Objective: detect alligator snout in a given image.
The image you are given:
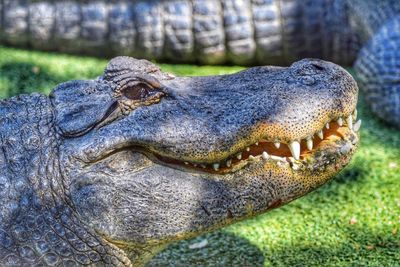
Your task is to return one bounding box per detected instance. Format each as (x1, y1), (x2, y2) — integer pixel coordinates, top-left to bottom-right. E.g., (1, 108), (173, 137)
(122, 58), (359, 164)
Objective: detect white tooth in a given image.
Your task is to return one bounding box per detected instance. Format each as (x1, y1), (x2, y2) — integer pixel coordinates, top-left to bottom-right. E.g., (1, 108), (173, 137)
(277, 161), (285, 168)
(346, 115), (353, 129)
(270, 155), (286, 162)
(184, 162), (189, 165)
(317, 130), (323, 139)
(337, 117), (343, 126)
(291, 163), (300, 171)
(236, 153), (242, 160)
(306, 136), (313, 150)
(213, 163), (219, 171)
(246, 147), (250, 151)
(201, 164), (207, 169)
(226, 159), (232, 167)
(353, 109), (358, 120)
(288, 141), (300, 160)
(255, 142), (259, 146)
(274, 142), (281, 149)
(325, 123), (330, 129)
(353, 119), (362, 132)
(248, 155), (255, 161)
(262, 151), (269, 160)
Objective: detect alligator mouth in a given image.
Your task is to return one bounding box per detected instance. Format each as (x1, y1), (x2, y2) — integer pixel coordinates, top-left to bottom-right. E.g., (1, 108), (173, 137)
(155, 110), (361, 174)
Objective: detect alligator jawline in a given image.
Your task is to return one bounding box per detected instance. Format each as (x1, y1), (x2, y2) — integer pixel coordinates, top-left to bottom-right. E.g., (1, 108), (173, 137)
(98, 119), (357, 175)
(155, 124), (345, 173)
(154, 112), (360, 174)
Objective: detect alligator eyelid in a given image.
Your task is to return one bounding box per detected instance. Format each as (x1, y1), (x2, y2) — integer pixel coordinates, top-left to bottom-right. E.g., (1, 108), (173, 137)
(113, 72), (163, 94)
(128, 74), (162, 89)
(143, 79), (161, 89)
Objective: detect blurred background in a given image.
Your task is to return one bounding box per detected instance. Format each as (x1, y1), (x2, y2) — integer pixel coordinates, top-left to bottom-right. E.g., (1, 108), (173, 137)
(0, 0), (399, 265)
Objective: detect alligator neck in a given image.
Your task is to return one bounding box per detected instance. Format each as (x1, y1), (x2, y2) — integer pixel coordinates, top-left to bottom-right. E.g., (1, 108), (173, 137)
(0, 93), (59, 211)
(0, 93), (132, 266)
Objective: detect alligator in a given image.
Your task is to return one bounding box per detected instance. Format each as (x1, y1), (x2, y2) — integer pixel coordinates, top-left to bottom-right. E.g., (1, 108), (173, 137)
(0, 56), (360, 266)
(0, 0), (398, 127)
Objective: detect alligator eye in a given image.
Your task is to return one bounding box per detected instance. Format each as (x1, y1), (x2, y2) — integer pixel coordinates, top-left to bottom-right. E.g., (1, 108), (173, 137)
(121, 82), (155, 100)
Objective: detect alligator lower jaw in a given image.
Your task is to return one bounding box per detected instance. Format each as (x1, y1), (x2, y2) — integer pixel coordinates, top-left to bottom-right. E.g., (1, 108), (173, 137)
(155, 114), (361, 174)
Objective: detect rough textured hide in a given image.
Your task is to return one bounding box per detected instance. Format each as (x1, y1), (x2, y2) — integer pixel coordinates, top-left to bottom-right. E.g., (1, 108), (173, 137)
(0, 0), (398, 126)
(0, 57), (359, 266)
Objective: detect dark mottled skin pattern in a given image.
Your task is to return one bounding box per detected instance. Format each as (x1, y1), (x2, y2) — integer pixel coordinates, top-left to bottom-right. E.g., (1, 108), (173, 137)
(0, 0), (397, 127)
(0, 57), (359, 266)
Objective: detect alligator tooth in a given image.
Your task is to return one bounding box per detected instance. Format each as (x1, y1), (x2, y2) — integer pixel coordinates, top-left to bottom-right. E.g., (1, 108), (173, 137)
(184, 162), (189, 165)
(291, 163), (300, 171)
(262, 151), (269, 160)
(337, 117), (343, 126)
(193, 163), (198, 167)
(277, 161), (286, 168)
(213, 163), (219, 171)
(201, 164), (207, 169)
(248, 155), (255, 161)
(255, 142), (259, 146)
(325, 123), (330, 129)
(274, 142), (281, 149)
(346, 115), (353, 129)
(236, 153), (242, 160)
(317, 130), (323, 139)
(353, 109), (358, 120)
(226, 159), (232, 168)
(288, 141), (300, 160)
(306, 136), (313, 150)
(246, 147), (250, 151)
(270, 155), (286, 162)
(353, 119), (362, 132)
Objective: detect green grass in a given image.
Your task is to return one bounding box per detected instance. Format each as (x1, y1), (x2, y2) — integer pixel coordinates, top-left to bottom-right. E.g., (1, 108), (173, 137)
(1, 46), (399, 266)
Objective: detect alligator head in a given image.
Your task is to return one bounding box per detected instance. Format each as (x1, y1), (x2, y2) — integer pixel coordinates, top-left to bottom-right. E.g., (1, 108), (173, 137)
(50, 57), (359, 265)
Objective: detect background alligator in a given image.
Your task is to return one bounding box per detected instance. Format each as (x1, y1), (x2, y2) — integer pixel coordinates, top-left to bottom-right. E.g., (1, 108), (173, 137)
(0, 57), (360, 266)
(0, 0), (399, 127)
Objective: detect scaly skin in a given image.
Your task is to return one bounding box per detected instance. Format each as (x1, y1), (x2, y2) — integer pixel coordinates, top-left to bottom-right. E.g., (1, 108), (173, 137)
(0, 57), (359, 266)
(349, 0), (400, 126)
(0, 0), (357, 65)
(1, 0), (398, 127)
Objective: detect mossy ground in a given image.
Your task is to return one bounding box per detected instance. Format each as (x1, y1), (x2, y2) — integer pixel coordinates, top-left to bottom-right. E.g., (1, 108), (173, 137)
(1, 46), (399, 266)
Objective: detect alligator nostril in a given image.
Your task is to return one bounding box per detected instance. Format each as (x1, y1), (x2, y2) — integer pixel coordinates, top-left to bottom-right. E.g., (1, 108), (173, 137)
(311, 63), (324, 71)
(301, 76), (315, 85)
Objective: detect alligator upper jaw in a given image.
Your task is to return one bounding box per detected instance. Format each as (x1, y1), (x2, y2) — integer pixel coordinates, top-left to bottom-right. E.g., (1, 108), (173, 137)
(75, 58), (359, 170)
